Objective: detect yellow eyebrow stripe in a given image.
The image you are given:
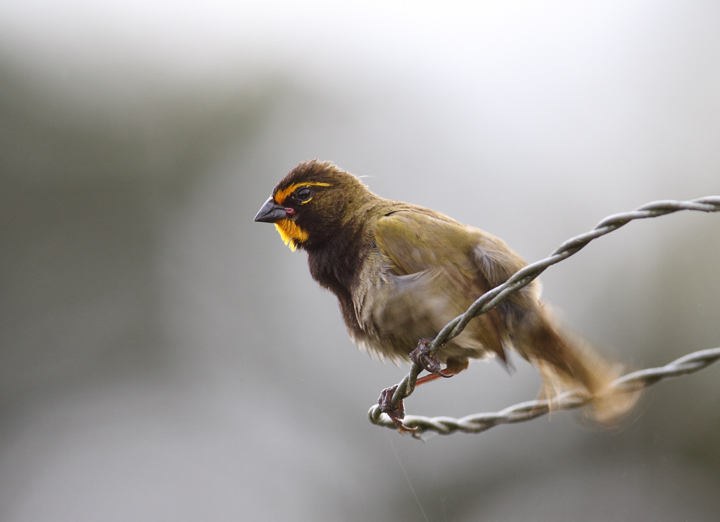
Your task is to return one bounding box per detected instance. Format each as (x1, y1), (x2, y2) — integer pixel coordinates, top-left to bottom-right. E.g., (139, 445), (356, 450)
(274, 182), (331, 205)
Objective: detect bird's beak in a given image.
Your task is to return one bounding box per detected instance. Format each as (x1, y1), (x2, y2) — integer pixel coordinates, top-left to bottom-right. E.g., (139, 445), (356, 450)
(254, 197), (289, 223)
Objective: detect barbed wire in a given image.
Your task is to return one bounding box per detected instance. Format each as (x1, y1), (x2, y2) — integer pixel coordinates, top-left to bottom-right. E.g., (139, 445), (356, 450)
(369, 346), (720, 435)
(368, 196), (720, 434)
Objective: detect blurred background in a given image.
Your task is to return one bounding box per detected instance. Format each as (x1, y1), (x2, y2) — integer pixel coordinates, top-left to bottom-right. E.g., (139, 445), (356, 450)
(1, 1), (719, 520)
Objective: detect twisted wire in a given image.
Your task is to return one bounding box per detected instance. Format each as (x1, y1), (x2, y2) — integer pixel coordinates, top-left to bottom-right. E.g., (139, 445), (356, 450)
(367, 196), (720, 431)
(368, 347), (720, 435)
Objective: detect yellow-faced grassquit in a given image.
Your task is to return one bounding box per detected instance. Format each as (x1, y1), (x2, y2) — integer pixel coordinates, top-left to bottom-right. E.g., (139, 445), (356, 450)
(255, 160), (637, 425)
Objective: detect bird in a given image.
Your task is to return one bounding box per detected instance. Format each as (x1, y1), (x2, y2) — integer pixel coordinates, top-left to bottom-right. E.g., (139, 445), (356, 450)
(254, 159), (638, 428)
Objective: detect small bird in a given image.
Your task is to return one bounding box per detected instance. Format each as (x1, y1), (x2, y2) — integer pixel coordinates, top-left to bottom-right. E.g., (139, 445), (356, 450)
(255, 160), (637, 427)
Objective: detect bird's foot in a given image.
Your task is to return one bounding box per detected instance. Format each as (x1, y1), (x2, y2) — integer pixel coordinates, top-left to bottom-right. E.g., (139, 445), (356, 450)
(378, 385), (415, 432)
(410, 338), (453, 379)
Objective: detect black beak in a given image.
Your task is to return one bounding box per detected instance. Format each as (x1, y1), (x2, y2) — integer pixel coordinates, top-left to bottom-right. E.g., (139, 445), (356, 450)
(254, 198), (289, 223)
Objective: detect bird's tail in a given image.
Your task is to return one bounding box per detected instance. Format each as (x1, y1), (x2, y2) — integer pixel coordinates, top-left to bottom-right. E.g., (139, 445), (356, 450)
(515, 310), (640, 425)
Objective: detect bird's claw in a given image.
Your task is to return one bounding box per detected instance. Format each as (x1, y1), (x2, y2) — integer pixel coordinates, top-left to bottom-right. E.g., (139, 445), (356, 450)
(410, 338), (453, 378)
(378, 385), (416, 432)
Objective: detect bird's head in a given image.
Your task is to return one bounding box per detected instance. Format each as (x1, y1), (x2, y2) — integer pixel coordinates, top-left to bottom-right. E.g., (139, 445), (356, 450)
(254, 160), (370, 251)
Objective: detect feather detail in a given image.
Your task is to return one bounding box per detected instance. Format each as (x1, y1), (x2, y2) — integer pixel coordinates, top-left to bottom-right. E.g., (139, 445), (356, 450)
(274, 219), (308, 251)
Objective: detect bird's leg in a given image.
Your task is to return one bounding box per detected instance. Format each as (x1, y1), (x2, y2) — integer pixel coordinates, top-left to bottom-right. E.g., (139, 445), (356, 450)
(415, 358), (469, 385)
(410, 338), (453, 380)
(378, 343), (466, 432)
(415, 372), (446, 386)
(377, 385), (415, 432)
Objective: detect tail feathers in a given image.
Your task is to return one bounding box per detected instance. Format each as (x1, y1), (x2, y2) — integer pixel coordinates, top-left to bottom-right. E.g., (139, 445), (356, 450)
(518, 314), (640, 425)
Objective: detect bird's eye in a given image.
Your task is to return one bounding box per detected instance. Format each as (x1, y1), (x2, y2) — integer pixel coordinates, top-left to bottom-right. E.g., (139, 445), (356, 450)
(295, 187), (312, 202)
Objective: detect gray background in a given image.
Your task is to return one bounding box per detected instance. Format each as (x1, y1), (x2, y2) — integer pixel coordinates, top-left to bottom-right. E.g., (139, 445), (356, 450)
(1, 1), (719, 520)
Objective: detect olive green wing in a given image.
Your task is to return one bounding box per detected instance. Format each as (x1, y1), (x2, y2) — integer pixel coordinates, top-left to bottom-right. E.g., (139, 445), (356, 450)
(371, 211), (517, 364)
(374, 210), (525, 285)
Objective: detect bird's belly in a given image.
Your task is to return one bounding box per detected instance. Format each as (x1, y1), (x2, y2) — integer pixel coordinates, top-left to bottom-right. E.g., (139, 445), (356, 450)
(353, 269), (501, 363)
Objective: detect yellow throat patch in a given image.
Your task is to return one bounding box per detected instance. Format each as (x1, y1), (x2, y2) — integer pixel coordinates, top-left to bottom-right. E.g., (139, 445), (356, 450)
(274, 219), (309, 251)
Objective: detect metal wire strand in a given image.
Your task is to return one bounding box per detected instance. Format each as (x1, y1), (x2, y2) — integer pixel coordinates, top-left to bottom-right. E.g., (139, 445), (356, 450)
(368, 196), (720, 433)
(369, 347), (720, 435)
